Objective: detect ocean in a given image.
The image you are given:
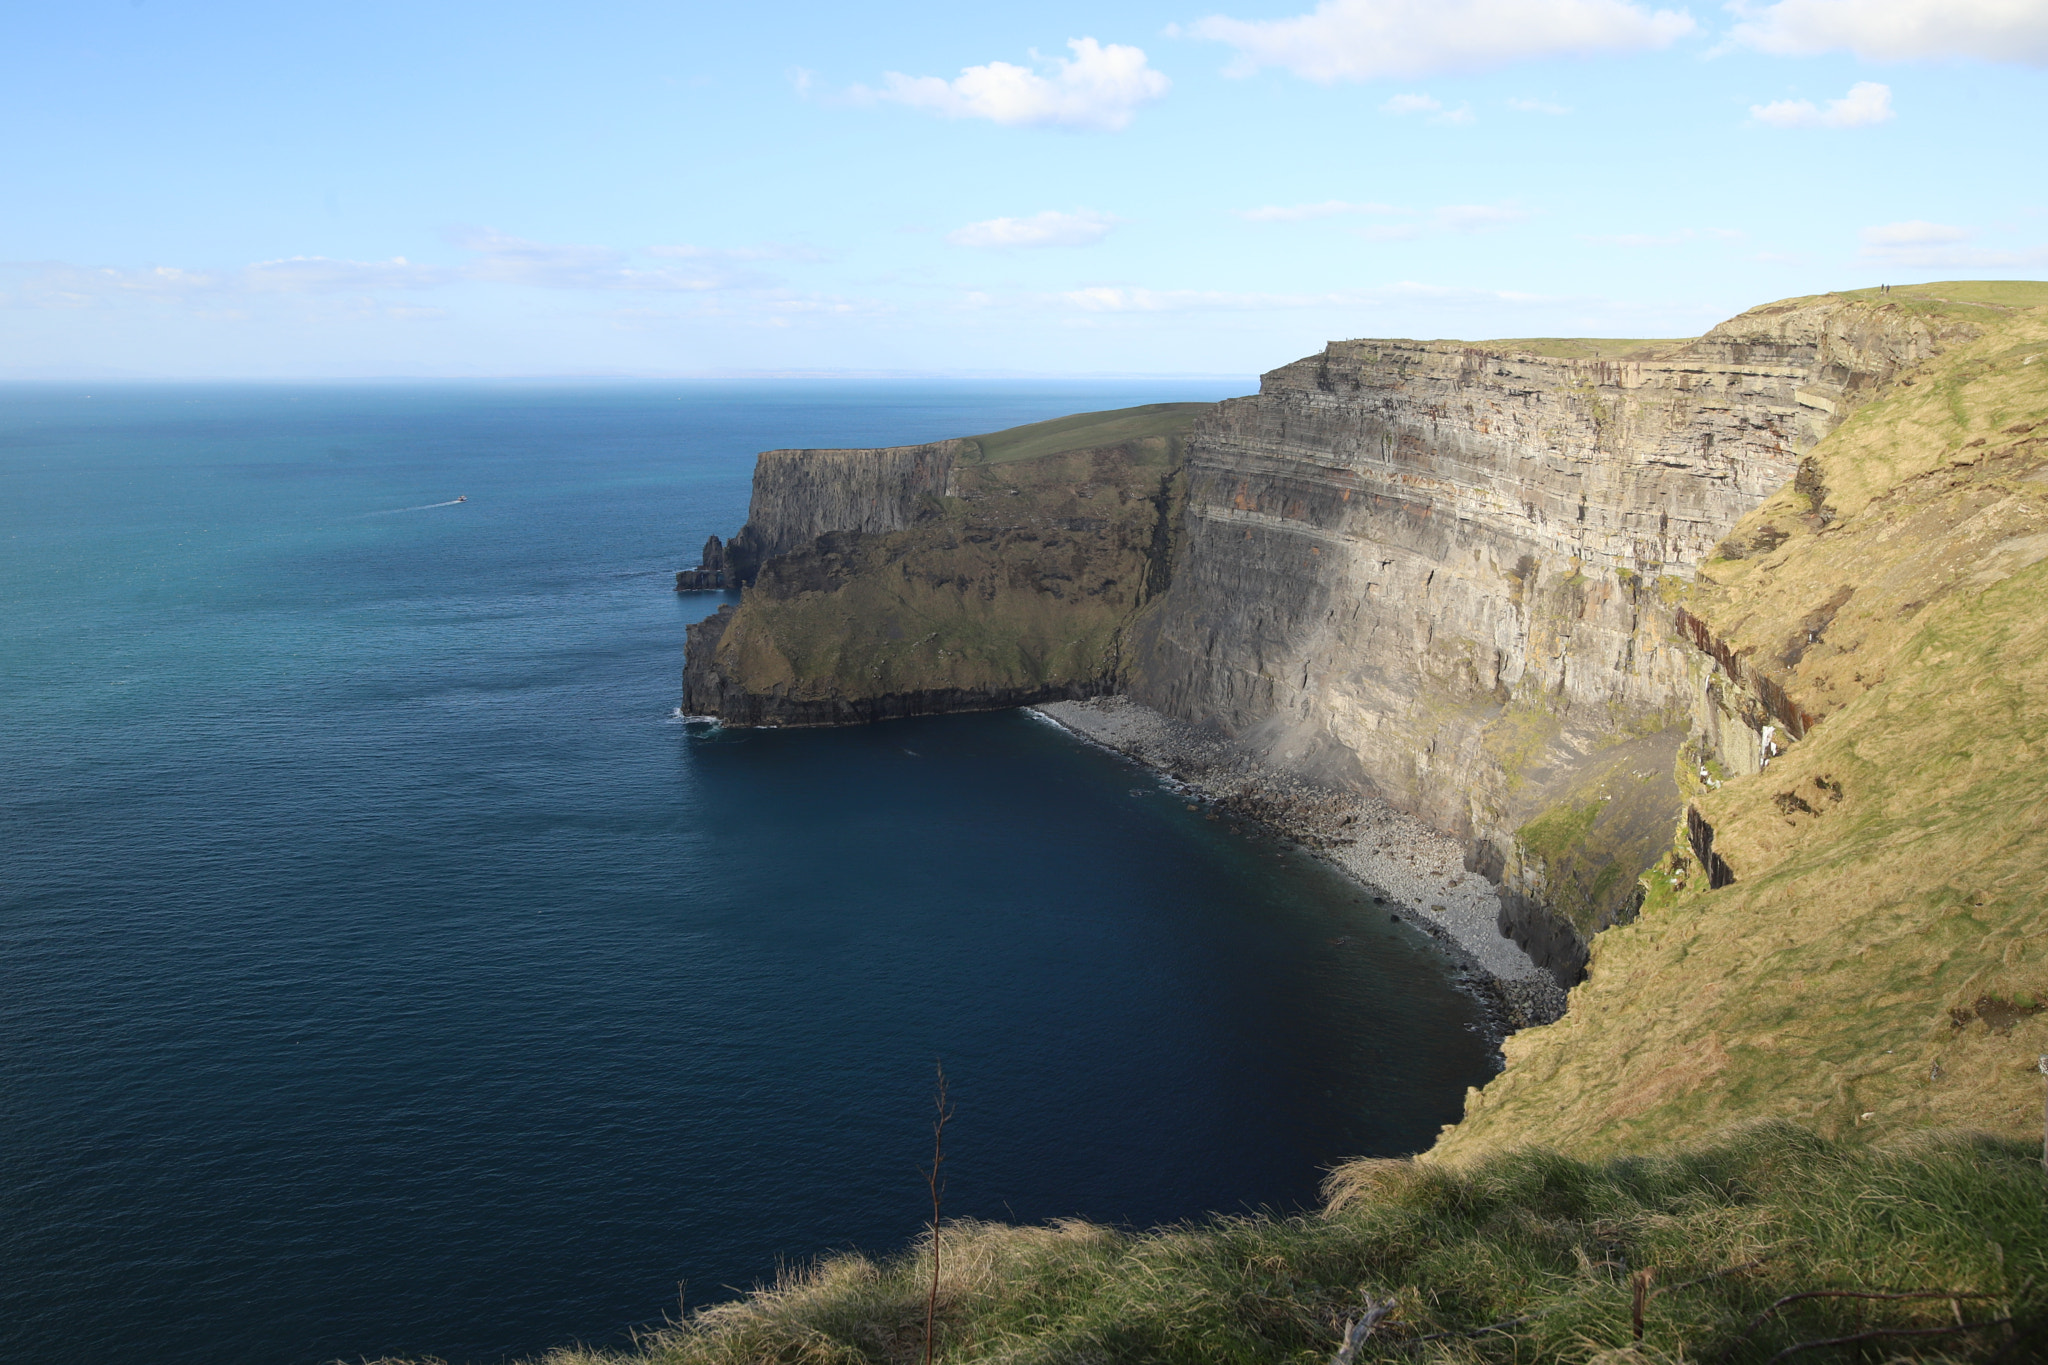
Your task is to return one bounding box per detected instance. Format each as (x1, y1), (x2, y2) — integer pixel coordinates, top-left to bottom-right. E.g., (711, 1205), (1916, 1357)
(0, 382), (1497, 1364)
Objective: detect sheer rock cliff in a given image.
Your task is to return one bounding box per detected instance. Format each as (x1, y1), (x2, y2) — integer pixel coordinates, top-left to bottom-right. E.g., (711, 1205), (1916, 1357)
(680, 294), (1973, 985)
(682, 410), (1199, 726)
(1121, 296), (1957, 978)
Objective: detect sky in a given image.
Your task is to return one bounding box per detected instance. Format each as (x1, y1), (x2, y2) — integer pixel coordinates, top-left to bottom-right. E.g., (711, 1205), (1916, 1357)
(3, 0), (2044, 379)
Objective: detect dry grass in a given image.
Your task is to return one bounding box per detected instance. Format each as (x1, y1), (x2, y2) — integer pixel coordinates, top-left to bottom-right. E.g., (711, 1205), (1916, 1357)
(368, 1123), (2048, 1364)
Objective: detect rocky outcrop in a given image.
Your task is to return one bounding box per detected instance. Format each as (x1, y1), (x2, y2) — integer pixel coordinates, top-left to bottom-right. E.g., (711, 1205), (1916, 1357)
(682, 416), (1198, 725)
(679, 441), (967, 591)
(676, 535), (735, 590)
(1119, 296), (1957, 980)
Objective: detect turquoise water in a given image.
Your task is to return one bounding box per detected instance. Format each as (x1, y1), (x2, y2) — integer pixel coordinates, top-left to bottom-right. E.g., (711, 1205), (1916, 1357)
(0, 383), (1497, 1364)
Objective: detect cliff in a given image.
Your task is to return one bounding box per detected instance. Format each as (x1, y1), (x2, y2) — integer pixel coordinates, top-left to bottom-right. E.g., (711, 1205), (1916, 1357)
(680, 294), (1987, 985)
(681, 404), (1205, 724)
(1122, 295), (1962, 979)
(1436, 280), (2048, 1161)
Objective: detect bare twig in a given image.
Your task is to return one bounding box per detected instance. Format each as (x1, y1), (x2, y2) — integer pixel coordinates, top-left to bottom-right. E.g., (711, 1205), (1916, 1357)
(1332, 1296), (1398, 1364)
(1406, 1314), (1532, 1345)
(1722, 1290), (1998, 1359)
(1632, 1268), (1654, 1341)
(1762, 1318), (2014, 1363)
(1651, 1255), (1775, 1299)
(2037, 1054), (2047, 1174)
(924, 1061), (953, 1365)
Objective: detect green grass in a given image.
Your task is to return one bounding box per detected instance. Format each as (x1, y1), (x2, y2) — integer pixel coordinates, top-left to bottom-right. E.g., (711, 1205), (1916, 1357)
(1517, 798), (1604, 865)
(1832, 280), (2048, 310)
(1471, 337), (1685, 361)
(393, 1123), (2048, 1365)
(966, 403), (1214, 465)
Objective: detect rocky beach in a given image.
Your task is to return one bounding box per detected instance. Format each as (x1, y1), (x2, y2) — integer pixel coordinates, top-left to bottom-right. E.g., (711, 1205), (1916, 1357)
(1031, 695), (1567, 1033)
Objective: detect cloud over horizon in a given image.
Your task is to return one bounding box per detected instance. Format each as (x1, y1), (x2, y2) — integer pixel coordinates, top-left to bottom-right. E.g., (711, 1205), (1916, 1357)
(860, 38), (1169, 131)
(1749, 81), (1894, 128)
(1851, 219), (2048, 269)
(1729, 0), (2048, 63)
(1185, 0), (1695, 82)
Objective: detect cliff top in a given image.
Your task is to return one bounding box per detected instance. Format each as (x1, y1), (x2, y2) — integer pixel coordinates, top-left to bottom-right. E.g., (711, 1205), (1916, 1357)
(1467, 336), (1681, 361)
(1357, 282), (2047, 369)
(963, 401), (1212, 465)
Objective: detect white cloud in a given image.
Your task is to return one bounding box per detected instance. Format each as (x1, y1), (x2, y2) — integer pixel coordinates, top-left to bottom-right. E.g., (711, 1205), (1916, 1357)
(1235, 200), (1405, 221)
(0, 256), (454, 307)
(1, 232), (790, 312)
(862, 38), (1169, 131)
(1749, 81), (1893, 128)
(1186, 0), (1695, 82)
(1729, 0), (2048, 63)
(241, 256), (454, 291)
(1852, 220), (2048, 268)
(947, 209), (1120, 248)
(1507, 97), (1571, 113)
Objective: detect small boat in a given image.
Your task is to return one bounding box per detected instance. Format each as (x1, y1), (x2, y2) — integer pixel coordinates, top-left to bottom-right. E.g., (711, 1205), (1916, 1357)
(454, 495), (467, 503)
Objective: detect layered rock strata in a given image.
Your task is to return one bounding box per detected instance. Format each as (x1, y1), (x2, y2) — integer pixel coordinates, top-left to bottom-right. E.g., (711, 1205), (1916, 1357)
(1122, 297), (1957, 979)
(679, 294), (1967, 985)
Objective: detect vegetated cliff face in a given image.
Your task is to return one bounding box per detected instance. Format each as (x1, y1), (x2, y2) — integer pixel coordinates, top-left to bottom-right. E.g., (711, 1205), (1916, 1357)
(1434, 281), (2048, 1160)
(682, 406), (1201, 725)
(1122, 296), (1961, 980)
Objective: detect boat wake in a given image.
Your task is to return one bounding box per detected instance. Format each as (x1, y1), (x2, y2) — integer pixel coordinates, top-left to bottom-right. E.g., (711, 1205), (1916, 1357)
(367, 497), (467, 516)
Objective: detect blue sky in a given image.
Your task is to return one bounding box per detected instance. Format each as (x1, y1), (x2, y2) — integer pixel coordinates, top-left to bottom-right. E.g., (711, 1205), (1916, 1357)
(5, 0), (2043, 378)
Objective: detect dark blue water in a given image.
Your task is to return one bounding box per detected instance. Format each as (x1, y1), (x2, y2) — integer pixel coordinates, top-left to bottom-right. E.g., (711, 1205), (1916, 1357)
(0, 383), (1496, 1365)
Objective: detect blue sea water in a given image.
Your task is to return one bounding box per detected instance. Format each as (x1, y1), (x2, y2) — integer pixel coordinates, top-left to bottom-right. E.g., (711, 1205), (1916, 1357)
(0, 383), (1497, 1365)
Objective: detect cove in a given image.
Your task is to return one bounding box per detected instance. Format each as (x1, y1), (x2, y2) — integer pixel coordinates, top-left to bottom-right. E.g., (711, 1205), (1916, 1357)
(0, 383), (1495, 1365)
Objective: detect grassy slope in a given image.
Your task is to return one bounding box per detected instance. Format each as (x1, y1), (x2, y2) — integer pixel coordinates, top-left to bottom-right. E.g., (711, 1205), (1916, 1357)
(444, 1125), (2046, 1365)
(1436, 291), (2048, 1163)
(966, 403), (1212, 465)
(712, 408), (1203, 706)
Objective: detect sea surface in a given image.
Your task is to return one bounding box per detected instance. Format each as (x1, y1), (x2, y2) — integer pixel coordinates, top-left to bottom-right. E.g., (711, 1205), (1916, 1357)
(0, 383), (1498, 1365)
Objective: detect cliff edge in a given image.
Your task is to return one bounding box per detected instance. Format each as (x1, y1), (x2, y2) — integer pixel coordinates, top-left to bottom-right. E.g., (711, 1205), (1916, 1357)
(681, 404), (1203, 724)
(1436, 280), (2048, 1161)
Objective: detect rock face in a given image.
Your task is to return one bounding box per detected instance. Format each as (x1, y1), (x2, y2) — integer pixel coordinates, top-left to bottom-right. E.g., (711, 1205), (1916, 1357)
(1433, 283), (2048, 1159)
(1121, 296), (1956, 979)
(682, 415), (1197, 725)
(703, 441), (967, 590)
